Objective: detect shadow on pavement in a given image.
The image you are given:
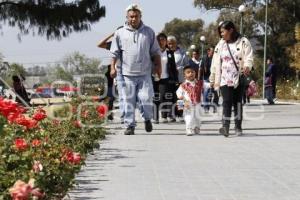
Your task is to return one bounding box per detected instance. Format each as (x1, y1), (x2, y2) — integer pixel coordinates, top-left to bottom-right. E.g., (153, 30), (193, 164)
(241, 133), (300, 137)
(244, 126), (300, 131)
(247, 103), (295, 106)
(67, 145), (146, 199)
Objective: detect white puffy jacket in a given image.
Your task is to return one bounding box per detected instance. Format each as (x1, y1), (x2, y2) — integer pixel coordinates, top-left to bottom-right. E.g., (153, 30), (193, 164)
(209, 37), (254, 89)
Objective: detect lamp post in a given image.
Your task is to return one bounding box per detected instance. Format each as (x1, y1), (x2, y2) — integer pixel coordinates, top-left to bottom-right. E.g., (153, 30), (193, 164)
(200, 36), (206, 60)
(188, 44), (196, 57)
(238, 4), (246, 35)
(262, 0), (268, 99)
(199, 36), (206, 84)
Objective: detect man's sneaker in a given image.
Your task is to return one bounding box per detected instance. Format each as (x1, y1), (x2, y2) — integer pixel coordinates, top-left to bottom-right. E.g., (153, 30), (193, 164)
(194, 127), (200, 134)
(162, 118), (168, 123)
(235, 128), (243, 136)
(107, 113), (114, 120)
(219, 127), (229, 137)
(145, 120), (153, 132)
(168, 117), (176, 122)
(186, 128), (194, 136)
(124, 127), (135, 135)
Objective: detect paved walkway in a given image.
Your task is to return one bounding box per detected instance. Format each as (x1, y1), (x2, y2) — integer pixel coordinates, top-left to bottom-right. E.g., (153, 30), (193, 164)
(67, 100), (300, 200)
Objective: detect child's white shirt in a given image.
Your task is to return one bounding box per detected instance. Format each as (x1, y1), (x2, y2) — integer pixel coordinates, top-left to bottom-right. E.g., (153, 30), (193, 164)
(176, 80), (196, 103)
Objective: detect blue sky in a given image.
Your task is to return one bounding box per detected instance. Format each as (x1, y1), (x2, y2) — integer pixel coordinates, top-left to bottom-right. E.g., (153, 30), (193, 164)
(0, 0), (219, 67)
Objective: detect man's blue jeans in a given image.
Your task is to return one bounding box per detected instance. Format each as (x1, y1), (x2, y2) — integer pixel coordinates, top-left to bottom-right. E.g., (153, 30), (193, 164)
(123, 74), (154, 128)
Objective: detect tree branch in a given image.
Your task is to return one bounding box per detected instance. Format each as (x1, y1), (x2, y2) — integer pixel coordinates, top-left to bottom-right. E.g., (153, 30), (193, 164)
(0, 0), (106, 40)
(0, 1), (18, 6)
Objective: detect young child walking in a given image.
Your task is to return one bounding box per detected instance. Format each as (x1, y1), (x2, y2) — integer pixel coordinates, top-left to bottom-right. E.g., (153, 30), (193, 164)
(176, 65), (203, 136)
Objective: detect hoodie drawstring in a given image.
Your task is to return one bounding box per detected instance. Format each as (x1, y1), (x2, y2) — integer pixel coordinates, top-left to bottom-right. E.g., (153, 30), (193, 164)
(134, 31), (137, 43)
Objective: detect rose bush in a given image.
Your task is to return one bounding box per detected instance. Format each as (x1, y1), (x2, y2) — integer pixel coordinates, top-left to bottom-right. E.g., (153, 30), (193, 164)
(0, 97), (108, 199)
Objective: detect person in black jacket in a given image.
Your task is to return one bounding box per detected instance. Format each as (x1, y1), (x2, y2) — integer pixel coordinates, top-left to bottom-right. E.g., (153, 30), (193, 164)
(12, 75), (31, 107)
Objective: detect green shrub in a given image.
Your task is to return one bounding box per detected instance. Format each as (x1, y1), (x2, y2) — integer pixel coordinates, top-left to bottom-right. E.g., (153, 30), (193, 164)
(0, 97), (107, 199)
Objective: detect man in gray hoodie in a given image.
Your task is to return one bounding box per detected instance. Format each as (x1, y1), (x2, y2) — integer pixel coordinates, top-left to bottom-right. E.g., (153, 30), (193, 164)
(110, 4), (162, 135)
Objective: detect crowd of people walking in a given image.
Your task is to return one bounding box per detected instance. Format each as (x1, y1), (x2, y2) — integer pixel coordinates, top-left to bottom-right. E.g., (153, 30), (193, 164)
(98, 4), (267, 137)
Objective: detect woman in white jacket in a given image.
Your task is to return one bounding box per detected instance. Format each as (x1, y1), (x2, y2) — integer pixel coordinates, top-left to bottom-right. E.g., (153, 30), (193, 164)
(209, 21), (253, 137)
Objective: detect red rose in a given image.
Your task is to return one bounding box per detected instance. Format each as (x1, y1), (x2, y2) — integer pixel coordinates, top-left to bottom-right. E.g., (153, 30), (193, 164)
(31, 139), (41, 147)
(72, 153), (81, 164)
(26, 119), (38, 129)
(32, 111), (47, 121)
(14, 138), (28, 151)
(96, 104), (108, 118)
(14, 116), (38, 130)
(7, 113), (21, 123)
(62, 150), (81, 165)
(0, 98), (26, 120)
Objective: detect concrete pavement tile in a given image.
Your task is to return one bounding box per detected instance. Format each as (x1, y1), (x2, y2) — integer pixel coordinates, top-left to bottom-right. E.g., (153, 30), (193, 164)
(68, 103), (300, 200)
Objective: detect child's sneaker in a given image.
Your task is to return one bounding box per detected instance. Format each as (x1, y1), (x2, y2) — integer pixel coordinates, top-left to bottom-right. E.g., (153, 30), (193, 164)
(178, 117), (185, 123)
(168, 117), (176, 122)
(186, 128), (194, 136)
(194, 127), (200, 134)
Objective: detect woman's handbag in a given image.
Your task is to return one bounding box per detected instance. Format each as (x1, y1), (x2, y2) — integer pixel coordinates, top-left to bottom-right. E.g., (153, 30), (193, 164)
(247, 80), (258, 97)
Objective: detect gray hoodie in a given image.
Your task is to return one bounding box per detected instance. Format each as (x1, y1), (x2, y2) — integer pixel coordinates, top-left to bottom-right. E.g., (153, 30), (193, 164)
(110, 21), (160, 76)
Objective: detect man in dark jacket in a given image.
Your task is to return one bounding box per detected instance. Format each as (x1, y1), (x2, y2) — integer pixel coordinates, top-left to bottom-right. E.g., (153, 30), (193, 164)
(265, 57), (277, 104)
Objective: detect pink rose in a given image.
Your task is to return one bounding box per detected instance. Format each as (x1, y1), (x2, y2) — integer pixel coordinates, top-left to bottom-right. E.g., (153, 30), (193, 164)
(32, 161), (43, 173)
